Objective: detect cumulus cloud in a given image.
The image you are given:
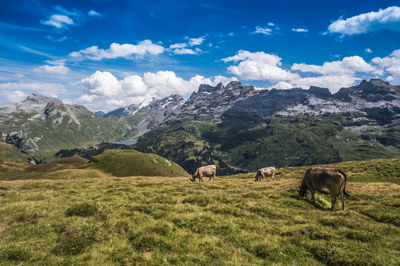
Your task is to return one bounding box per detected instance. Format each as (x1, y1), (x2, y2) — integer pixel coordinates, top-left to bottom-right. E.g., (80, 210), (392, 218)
(372, 49), (400, 82)
(69, 40), (164, 60)
(223, 50), (390, 92)
(41, 14), (74, 28)
(78, 70), (237, 111)
(222, 50), (299, 82)
(292, 28), (308, 32)
(292, 56), (378, 76)
(34, 59), (69, 74)
(328, 6), (400, 36)
(82, 71), (121, 96)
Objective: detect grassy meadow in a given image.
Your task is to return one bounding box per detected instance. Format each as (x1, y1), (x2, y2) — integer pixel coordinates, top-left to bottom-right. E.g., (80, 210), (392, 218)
(0, 157), (399, 264)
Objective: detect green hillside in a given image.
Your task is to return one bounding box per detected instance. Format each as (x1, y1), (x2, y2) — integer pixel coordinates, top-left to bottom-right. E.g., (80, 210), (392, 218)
(0, 158), (399, 264)
(0, 104), (136, 159)
(0, 142), (28, 163)
(86, 149), (189, 177)
(135, 114), (400, 175)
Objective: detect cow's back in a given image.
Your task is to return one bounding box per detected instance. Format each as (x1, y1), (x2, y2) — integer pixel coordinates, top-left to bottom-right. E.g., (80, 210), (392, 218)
(307, 168), (345, 192)
(199, 165), (216, 176)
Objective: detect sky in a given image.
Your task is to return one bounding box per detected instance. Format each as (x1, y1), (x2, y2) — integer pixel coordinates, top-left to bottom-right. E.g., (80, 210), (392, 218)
(1, 0), (400, 112)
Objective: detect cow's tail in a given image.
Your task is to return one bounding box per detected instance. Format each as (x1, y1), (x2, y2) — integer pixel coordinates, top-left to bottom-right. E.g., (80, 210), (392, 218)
(337, 169), (350, 197)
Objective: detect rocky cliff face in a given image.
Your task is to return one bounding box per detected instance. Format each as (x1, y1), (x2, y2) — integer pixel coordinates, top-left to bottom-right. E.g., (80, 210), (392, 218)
(105, 79), (400, 138)
(105, 81), (258, 135)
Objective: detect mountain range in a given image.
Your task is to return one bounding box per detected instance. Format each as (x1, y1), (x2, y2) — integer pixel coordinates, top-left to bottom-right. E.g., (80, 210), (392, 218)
(1, 79), (399, 173)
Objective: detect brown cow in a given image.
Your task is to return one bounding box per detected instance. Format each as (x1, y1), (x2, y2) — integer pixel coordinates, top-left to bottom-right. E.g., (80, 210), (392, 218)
(190, 165), (216, 182)
(298, 168), (349, 211)
(254, 167), (276, 181)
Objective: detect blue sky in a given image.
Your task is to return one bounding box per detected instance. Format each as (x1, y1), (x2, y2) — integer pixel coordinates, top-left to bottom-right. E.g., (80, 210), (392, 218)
(1, 0), (400, 111)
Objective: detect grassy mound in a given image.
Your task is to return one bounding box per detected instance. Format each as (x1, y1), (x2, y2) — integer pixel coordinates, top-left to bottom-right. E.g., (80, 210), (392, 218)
(86, 149), (189, 177)
(26, 156), (88, 173)
(0, 142), (28, 163)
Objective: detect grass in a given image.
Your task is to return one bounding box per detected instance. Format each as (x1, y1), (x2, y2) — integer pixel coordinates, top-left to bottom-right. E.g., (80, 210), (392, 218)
(86, 149), (190, 177)
(0, 142), (28, 163)
(0, 158), (399, 264)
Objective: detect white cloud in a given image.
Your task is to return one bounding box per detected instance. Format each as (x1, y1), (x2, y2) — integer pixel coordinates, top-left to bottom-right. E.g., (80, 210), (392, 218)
(82, 71), (121, 96)
(0, 89), (28, 103)
(328, 6), (400, 36)
(252, 23), (278, 36)
(168, 36), (206, 55)
(41, 14), (74, 28)
(169, 43), (187, 49)
(223, 50), (392, 92)
(78, 70), (237, 111)
(292, 28), (308, 32)
(292, 56), (378, 76)
(69, 40), (164, 60)
(188, 36), (205, 46)
(88, 10), (101, 17)
(222, 50), (299, 82)
(365, 48), (373, 53)
(253, 26), (273, 36)
(173, 48), (197, 55)
(34, 59), (69, 74)
(372, 49), (400, 82)
(0, 82), (66, 98)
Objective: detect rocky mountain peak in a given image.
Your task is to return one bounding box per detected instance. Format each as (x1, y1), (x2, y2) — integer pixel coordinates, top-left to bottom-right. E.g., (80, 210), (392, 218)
(360, 79), (392, 88)
(23, 92), (62, 105)
(197, 83), (223, 93)
(308, 86), (331, 99)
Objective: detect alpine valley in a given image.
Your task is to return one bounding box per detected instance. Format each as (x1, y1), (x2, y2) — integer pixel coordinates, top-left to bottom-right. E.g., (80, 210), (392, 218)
(1, 79), (400, 174)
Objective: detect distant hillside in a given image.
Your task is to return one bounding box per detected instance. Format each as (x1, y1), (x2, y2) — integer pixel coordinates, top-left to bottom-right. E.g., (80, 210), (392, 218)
(0, 93), (137, 157)
(86, 149), (189, 177)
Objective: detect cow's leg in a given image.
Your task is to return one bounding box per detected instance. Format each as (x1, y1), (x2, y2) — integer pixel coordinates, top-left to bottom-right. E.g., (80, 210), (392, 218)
(330, 193), (336, 211)
(199, 174), (203, 182)
(311, 190), (316, 205)
(261, 173), (265, 181)
(213, 171), (215, 182)
(340, 190), (345, 210)
(308, 187), (316, 205)
(271, 171), (275, 180)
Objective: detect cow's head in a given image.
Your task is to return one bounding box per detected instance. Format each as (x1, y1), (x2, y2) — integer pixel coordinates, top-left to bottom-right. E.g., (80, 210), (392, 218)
(253, 175), (259, 182)
(190, 176), (196, 182)
(297, 186), (307, 199)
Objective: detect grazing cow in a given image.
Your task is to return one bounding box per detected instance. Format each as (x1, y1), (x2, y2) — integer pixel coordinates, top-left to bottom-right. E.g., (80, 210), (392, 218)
(254, 167), (276, 181)
(190, 165), (216, 182)
(298, 168), (349, 211)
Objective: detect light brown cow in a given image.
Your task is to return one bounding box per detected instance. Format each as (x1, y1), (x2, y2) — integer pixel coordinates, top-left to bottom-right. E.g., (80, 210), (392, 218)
(254, 167), (276, 181)
(298, 168), (349, 211)
(190, 165), (216, 182)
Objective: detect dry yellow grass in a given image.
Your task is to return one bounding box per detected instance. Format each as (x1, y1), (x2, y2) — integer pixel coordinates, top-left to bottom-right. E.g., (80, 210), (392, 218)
(0, 169), (399, 265)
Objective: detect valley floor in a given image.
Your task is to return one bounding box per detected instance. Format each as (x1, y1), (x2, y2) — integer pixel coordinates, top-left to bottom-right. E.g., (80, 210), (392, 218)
(0, 173), (399, 265)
